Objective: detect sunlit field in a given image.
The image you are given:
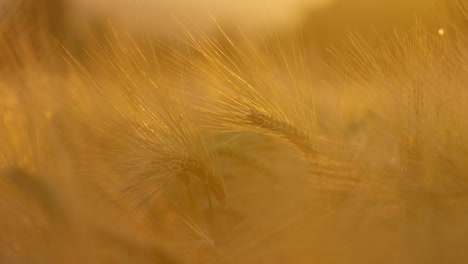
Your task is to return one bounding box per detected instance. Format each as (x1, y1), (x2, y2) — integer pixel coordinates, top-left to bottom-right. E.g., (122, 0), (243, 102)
(1, 0), (468, 263)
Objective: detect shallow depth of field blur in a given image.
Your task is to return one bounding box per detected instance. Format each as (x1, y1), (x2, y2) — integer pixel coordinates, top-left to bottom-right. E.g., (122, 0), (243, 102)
(1, 0), (468, 263)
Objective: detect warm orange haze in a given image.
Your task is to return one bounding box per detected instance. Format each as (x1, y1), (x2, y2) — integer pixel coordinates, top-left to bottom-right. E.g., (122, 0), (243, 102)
(0, 0), (467, 263)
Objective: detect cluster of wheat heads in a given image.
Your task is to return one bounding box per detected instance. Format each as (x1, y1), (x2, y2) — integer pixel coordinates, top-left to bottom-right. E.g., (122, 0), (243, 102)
(1, 0), (468, 263)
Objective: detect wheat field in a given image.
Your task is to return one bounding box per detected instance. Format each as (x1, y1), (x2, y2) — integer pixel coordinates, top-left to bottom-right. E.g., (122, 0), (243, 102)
(1, 0), (468, 263)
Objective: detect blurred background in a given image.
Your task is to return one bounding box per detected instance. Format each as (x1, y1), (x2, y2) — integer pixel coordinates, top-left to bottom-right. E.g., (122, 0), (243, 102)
(2, 0), (462, 97)
(1, 0), (453, 53)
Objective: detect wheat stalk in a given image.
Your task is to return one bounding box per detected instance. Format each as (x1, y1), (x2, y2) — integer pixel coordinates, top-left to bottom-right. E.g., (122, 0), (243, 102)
(62, 35), (227, 216)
